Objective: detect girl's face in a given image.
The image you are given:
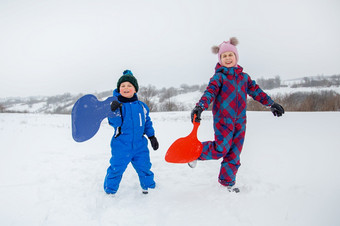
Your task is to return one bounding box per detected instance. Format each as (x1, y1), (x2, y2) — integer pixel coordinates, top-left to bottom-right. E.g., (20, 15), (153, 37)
(119, 81), (136, 98)
(220, 51), (237, 68)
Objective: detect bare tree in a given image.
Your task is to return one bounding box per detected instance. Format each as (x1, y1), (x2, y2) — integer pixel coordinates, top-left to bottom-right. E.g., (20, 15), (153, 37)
(248, 91), (340, 112)
(257, 76), (281, 90)
(139, 85), (158, 112)
(0, 104), (5, 113)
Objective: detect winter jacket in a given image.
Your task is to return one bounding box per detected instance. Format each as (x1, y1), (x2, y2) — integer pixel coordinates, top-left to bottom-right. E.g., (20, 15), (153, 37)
(108, 89), (155, 145)
(197, 63), (274, 130)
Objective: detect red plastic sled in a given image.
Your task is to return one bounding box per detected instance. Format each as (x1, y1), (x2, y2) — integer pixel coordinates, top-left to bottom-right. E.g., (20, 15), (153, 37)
(165, 115), (203, 163)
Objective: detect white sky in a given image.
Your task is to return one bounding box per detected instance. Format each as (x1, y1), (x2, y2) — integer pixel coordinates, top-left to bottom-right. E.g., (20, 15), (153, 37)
(1, 0), (339, 97)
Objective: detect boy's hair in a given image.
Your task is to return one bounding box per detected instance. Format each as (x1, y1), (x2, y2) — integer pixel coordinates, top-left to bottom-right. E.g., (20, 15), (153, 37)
(117, 70), (139, 92)
(212, 37), (239, 66)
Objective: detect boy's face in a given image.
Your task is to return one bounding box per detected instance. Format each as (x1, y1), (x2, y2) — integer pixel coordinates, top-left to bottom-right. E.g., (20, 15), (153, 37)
(119, 81), (136, 98)
(220, 51), (237, 68)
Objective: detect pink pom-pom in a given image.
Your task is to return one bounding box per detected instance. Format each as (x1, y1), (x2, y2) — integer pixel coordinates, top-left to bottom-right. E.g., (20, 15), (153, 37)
(229, 37), (239, 46)
(211, 46), (219, 54)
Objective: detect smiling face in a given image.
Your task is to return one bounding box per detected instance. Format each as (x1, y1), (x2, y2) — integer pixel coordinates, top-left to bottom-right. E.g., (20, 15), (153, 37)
(220, 51), (237, 68)
(119, 81), (136, 98)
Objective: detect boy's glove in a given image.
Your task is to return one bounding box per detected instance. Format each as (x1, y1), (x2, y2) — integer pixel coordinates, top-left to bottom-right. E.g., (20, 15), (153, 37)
(191, 105), (203, 122)
(111, 101), (122, 112)
(148, 136), (159, 151)
(270, 102), (285, 117)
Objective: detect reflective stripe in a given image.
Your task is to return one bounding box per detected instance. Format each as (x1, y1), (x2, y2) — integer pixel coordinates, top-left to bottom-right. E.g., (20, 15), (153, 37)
(139, 113), (142, 126)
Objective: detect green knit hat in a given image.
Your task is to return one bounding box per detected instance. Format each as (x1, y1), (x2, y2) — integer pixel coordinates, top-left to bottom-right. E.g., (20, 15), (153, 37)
(117, 70), (139, 92)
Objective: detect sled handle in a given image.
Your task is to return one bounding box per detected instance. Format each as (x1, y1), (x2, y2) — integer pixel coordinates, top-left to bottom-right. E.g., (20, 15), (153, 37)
(190, 115), (200, 136)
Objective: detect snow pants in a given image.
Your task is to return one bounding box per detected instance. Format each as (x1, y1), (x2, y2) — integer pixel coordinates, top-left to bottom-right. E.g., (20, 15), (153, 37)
(199, 117), (246, 186)
(104, 136), (155, 194)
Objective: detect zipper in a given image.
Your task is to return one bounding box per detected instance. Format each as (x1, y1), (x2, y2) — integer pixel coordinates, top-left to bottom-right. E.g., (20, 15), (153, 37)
(234, 71), (239, 122)
(129, 103), (134, 150)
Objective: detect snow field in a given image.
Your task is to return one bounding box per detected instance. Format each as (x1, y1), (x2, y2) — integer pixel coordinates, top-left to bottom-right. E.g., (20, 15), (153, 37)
(0, 111), (339, 226)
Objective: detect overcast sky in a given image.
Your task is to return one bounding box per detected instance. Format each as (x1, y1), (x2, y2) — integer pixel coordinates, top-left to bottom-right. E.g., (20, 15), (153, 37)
(1, 0), (339, 97)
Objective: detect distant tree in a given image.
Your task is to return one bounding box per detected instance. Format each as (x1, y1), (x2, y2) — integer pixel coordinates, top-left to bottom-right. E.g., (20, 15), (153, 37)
(331, 75), (340, 86)
(179, 84), (201, 94)
(0, 104), (5, 113)
(160, 100), (178, 111)
(189, 84), (200, 92)
(302, 77), (310, 86)
(179, 84), (190, 94)
(257, 76), (281, 90)
(199, 83), (208, 92)
(158, 87), (176, 111)
(159, 87), (178, 102)
(274, 75), (281, 87)
(139, 85), (158, 112)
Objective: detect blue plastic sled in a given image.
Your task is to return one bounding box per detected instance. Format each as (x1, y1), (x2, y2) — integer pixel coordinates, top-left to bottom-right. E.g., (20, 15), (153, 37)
(71, 94), (119, 142)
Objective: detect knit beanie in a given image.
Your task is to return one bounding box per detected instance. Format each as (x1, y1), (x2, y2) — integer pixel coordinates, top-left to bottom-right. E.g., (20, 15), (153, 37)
(212, 37), (239, 66)
(117, 70), (139, 92)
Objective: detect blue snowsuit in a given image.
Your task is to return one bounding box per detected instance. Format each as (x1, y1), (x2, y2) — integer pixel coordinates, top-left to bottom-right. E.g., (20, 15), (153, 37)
(104, 90), (156, 194)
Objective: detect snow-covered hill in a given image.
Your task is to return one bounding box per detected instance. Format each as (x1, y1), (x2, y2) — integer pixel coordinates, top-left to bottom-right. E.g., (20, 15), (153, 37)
(1, 81), (340, 114)
(0, 111), (339, 225)
(0, 94), (78, 114)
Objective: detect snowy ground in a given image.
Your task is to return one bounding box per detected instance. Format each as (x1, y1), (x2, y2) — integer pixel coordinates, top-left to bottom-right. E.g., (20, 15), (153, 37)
(0, 111), (339, 226)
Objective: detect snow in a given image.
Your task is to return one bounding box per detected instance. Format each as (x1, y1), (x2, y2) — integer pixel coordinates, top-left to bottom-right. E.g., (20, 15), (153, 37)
(0, 111), (339, 226)
(171, 91), (203, 110)
(6, 102), (47, 113)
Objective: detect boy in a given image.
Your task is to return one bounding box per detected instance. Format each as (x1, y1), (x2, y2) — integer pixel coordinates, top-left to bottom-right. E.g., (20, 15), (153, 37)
(104, 70), (159, 195)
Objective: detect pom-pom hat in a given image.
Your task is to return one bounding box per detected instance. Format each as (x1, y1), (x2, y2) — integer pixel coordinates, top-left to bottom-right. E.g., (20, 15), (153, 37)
(117, 70), (139, 92)
(212, 37), (239, 66)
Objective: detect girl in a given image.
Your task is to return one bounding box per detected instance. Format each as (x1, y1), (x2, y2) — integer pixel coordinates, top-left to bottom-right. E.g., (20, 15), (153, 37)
(191, 37), (284, 192)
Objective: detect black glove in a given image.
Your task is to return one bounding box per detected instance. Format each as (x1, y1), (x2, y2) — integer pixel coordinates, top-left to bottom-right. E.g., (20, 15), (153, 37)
(270, 102), (285, 117)
(191, 105), (203, 122)
(148, 136), (159, 151)
(110, 101), (122, 112)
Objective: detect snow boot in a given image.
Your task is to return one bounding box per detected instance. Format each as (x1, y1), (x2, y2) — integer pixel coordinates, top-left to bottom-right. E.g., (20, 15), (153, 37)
(227, 186), (240, 193)
(142, 189), (148, 194)
(188, 160), (197, 168)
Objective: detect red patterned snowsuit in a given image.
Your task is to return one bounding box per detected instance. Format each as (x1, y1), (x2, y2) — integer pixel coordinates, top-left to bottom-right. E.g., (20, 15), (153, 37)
(197, 64), (274, 186)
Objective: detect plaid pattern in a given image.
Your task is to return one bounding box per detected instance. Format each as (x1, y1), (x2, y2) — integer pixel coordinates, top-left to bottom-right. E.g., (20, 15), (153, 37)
(197, 64), (273, 186)
(198, 64), (274, 118)
(199, 118), (245, 186)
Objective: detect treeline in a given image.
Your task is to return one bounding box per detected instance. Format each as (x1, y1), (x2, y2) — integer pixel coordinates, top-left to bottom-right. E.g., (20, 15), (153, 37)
(0, 84), (207, 114)
(1, 76), (340, 113)
(256, 75), (282, 90)
(291, 75), (340, 88)
(248, 91), (340, 111)
(256, 74), (340, 89)
(0, 104), (5, 113)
